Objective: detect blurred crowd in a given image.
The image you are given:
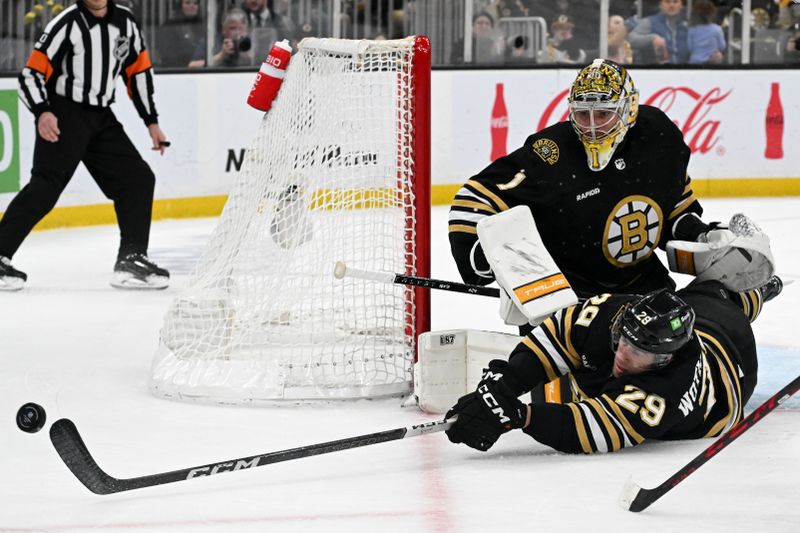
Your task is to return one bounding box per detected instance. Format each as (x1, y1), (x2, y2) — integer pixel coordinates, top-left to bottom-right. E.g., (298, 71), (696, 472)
(2, 0), (799, 71)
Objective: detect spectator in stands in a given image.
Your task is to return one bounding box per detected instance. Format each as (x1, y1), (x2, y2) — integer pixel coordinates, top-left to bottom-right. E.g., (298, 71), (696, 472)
(530, 0), (599, 53)
(629, 0), (689, 64)
(496, 0), (533, 18)
(472, 12), (506, 64)
(688, 0), (726, 64)
(474, 0), (501, 21)
(156, 0), (204, 67)
(608, 14), (634, 64)
(537, 15), (586, 64)
(190, 8), (254, 67)
(778, 0), (800, 29)
(786, 23), (800, 63)
(241, 0), (295, 52)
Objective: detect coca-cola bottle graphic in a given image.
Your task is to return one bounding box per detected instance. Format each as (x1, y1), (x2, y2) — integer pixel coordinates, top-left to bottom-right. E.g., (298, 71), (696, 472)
(490, 83), (509, 161)
(765, 82), (784, 160)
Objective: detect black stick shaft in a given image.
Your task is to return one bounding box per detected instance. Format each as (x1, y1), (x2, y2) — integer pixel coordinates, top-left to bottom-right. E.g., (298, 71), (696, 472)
(391, 273), (500, 297)
(50, 418), (452, 495)
(625, 374), (800, 512)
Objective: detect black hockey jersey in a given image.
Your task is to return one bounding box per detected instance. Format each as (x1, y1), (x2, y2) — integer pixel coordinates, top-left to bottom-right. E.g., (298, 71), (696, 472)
(449, 105), (702, 297)
(504, 281), (761, 454)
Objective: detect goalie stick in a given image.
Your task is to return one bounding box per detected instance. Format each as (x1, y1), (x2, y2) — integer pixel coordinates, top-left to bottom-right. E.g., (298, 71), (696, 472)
(619, 374), (800, 512)
(50, 418), (453, 495)
(334, 261), (499, 298)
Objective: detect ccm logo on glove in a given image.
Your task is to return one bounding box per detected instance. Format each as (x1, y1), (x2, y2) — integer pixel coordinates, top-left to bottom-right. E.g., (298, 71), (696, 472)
(478, 384), (512, 425)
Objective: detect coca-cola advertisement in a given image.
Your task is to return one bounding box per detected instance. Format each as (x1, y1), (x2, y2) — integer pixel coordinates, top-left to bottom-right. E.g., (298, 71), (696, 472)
(444, 69), (798, 191)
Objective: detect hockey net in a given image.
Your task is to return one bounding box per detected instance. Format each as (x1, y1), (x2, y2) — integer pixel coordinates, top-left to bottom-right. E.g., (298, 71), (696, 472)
(150, 37), (431, 404)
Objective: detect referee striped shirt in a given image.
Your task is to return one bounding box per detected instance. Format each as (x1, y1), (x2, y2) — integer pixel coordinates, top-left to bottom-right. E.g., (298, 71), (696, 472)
(18, 1), (158, 125)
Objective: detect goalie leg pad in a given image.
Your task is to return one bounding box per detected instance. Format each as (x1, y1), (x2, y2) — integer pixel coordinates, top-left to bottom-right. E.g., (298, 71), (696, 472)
(414, 329), (521, 414)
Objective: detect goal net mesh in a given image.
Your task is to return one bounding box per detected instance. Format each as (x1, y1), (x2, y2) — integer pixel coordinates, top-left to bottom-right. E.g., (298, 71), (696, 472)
(150, 37), (427, 404)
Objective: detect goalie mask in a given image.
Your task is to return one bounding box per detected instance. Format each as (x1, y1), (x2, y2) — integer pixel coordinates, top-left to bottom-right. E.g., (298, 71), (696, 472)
(610, 290), (695, 375)
(569, 59), (639, 172)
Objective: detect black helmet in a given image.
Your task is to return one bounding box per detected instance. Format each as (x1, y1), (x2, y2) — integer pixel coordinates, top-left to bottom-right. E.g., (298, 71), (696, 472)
(613, 290), (695, 355)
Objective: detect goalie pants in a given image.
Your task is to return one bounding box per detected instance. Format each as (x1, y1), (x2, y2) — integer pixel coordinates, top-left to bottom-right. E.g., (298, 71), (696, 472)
(0, 95), (155, 260)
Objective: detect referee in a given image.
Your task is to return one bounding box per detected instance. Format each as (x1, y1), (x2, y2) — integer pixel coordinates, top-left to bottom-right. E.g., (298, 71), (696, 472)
(0, 0), (169, 291)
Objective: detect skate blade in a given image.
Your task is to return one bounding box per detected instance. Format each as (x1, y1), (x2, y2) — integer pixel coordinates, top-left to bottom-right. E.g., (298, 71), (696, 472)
(0, 276), (25, 291)
(110, 272), (169, 290)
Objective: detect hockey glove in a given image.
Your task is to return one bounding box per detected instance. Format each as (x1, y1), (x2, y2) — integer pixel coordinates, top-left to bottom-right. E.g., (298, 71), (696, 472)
(445, 360), (528, 451)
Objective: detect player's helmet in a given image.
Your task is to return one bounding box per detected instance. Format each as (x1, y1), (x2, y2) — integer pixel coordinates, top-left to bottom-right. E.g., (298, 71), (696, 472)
(569, 59), (639, 172)
(611, 290), (695, 369)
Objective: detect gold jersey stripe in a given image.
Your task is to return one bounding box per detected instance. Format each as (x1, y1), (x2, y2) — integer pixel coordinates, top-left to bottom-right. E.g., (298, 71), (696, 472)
(466, 181), (511, 212)
(447, 224), (477, 235)
(669, 193), (697, 219)
(566, 403), (594, 453)
(562, 307), (581, 367)
(451, 199), (497, 213)
(697, 332), (742, 435)
(739, 292), (751, 318)
(747, 290), (762, 321)
(698, 330), (742, 406)
(601, 394), (645, 444)
(585, 398), (623, 452)
(542, 318), (581, 370)
(522, 336), (559, 382)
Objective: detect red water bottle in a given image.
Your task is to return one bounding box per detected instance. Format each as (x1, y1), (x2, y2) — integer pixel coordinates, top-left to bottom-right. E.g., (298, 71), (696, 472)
(247, 39), (293, 112)
(765, 82), (784, 160)
(490, 83), (508, 161)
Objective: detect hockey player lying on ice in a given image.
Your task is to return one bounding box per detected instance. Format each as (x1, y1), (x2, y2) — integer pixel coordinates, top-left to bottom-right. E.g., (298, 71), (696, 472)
(445, 276), (783, 454)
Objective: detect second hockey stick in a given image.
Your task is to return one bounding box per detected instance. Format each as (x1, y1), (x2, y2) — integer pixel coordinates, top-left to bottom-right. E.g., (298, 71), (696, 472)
(50, 418), (453, 495)
(619, 374), (800, 512)
(333, 261), (499, 298)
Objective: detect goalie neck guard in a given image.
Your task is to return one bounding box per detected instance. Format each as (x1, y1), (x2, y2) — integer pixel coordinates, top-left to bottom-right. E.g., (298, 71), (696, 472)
(612, 290), (695, 363)
(569, 59), (639, 172)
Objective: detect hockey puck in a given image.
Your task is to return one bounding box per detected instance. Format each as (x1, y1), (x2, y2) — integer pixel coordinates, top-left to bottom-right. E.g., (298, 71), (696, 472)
(16, 402), (46, 433)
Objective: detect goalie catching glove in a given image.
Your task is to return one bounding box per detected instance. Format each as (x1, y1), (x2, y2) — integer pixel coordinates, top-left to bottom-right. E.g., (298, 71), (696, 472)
(445, 360), (529, 451)
(667, 213), (775, 292)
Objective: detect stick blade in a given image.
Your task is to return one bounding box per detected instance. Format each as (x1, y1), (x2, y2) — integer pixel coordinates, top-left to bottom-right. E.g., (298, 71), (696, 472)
(619, 475), (647, 512)
(50, 418), (117, 495)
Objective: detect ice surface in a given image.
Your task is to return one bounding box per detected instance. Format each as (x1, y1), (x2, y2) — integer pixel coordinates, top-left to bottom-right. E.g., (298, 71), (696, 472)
(1, 200), (798, 532)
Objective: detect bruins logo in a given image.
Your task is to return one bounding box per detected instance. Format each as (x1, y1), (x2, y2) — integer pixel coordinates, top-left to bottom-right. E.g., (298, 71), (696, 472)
(532, 139), (559, 165)
(603, 195), (663, 267)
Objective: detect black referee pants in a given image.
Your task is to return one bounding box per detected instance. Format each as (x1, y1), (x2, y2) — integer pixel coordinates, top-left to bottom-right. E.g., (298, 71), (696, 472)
(0, 94), (155, 260)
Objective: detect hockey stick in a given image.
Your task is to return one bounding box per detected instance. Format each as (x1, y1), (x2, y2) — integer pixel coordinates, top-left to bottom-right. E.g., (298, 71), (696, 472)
(334, 261), (500, 298)
(619, 374), (800, 512)
(50, 418), (453, 495)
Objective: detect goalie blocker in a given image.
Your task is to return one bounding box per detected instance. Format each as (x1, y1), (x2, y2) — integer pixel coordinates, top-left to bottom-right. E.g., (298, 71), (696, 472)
(476, 206), (578, 326)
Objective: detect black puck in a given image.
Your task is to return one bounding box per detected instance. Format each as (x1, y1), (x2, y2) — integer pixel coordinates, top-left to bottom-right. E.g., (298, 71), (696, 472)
(16, 402), (46, 433)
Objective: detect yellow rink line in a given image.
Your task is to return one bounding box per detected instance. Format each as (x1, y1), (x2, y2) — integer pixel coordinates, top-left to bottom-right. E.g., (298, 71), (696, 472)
(2, 178), (799, 232)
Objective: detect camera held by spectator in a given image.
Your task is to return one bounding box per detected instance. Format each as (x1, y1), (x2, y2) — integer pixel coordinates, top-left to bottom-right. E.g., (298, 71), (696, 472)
(232, 36), (253, 54)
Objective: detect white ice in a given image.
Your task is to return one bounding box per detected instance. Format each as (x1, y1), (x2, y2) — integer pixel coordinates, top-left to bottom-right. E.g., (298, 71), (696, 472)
(1, 200), (798, 533)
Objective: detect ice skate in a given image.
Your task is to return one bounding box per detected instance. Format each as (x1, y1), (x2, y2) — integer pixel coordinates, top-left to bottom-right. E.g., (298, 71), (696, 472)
(759, 275), (783, 302)
(111, 253), (169, 290)
(0, 256), (26, 291)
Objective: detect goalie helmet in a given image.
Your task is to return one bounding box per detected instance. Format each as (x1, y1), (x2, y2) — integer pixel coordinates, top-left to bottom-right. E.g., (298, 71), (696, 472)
(569, 59), (639, 172)
(611, 290), (695, 369)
